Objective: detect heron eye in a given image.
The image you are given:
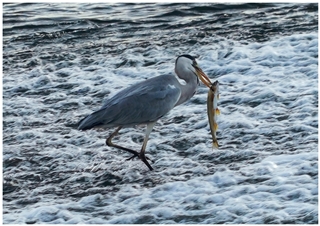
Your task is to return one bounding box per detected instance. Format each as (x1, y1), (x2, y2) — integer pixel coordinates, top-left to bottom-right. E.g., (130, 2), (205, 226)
(192, 63), (199, 69)
(192, 59), (199, 66)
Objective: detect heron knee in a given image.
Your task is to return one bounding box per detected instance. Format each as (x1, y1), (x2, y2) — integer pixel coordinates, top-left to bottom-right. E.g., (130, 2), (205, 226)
(106, 137), (113, 146)
(106, 126), (122, 146)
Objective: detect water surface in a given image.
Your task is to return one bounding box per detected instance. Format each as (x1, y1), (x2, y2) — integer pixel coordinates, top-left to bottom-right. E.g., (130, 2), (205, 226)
(3, 3), (318, 224)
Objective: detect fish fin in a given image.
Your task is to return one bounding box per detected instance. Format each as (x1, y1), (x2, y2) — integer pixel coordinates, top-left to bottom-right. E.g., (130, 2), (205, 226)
(214, 122), (218, 131)
(212, 140), (219, 149)
(212, 108), (220, 115)
(215, 108), (221, 115)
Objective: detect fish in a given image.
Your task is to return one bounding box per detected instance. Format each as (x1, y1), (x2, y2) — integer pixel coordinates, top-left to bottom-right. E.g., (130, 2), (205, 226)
(207, 80), (220, 149)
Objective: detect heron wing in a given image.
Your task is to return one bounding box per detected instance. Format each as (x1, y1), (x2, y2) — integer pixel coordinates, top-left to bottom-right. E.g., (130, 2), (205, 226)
(78, 75), (181, 130)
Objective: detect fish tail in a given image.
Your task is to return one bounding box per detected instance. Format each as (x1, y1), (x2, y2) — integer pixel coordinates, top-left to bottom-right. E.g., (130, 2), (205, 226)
(212, 139), (219, 149)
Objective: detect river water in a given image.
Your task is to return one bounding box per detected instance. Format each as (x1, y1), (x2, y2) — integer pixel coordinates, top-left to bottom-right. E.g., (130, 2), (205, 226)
(3, 2), (318, 224)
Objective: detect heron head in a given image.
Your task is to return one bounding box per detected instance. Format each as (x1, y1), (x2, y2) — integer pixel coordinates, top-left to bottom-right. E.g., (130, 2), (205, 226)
(175, 55), (212, 88)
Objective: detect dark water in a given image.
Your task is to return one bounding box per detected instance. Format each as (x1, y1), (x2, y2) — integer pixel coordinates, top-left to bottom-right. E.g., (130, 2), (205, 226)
(3, 3), (318, 74)
(3, 3), (318, 224)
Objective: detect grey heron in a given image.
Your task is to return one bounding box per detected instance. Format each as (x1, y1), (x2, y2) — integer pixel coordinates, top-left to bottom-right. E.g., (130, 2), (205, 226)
(78, 54), (212, 171)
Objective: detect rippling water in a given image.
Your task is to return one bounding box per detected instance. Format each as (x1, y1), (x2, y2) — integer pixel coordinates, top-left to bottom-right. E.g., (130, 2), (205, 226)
(3, 3), (318, 224)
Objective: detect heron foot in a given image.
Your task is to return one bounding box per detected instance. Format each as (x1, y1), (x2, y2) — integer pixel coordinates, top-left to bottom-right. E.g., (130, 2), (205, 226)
(126, 153), (139, 161)
(126, 154), (153, 163)
(126, 153), (154, 171)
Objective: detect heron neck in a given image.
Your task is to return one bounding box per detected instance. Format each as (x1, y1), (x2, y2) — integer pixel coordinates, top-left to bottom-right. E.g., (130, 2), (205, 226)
(175, 73), (198, 106)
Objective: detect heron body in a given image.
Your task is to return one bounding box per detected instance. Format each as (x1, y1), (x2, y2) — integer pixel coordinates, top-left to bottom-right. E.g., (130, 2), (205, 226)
(78, 54), (212, 170)
(78, 74), (197, 130)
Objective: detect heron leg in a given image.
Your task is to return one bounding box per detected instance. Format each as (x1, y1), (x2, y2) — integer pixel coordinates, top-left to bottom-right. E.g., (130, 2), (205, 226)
(139, 122), (156, 171)
(106, 123), (155, 171)
(106, 126), (140, 157)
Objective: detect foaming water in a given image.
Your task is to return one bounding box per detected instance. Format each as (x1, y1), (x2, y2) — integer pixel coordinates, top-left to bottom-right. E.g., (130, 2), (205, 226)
(3, 3), (318, 224)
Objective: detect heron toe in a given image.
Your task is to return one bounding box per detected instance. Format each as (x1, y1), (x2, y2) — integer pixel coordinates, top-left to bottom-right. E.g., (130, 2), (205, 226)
(126, 153), (153, 162)
(126, 153), (154, 171)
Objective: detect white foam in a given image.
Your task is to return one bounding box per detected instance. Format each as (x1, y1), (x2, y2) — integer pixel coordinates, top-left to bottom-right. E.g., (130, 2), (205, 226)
(3, 31), (318, 224)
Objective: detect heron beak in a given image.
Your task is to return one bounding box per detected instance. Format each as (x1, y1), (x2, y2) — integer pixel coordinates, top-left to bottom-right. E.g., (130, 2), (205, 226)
(195, 66), (212, 88)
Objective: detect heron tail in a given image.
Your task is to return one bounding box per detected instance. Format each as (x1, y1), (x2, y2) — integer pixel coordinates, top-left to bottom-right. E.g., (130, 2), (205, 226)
(78, 109), (106, 130)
